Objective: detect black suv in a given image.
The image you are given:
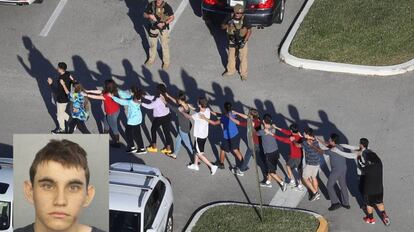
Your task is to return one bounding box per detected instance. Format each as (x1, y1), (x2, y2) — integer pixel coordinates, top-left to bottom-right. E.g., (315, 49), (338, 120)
(201, 0), (285, 27)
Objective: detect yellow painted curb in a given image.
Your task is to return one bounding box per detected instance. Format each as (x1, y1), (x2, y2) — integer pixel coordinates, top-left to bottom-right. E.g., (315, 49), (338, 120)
(317, 216), (328, 232)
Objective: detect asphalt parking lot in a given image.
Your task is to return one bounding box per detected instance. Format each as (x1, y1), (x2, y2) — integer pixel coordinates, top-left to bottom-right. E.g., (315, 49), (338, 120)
(1, 0), (413, 231)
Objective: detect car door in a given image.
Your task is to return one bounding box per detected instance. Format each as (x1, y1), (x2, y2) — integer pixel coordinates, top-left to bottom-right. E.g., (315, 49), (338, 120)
(143, 181), (166, 232)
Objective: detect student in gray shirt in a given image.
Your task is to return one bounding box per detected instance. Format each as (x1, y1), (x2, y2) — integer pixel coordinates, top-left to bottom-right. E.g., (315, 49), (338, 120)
(166, 91), (195, 160)
(318, 133), (352, 211)
(257, 114), (287, 191)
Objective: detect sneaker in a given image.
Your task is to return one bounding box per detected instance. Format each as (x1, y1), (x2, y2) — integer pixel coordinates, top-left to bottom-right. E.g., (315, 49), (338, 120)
(281, 182), (287, 192)
(51, 128), (65, 134)
(294, 184), (305, 192)
(310, 192), (320, 202)
(147, 146), (158, 153)
(187, 164), (199, 171)
(161, 148), (172, 154)
(381, 212), (390, 226)
(166, 153), (177, 159)
(211, 165), (218, 175)
(260, 180), (272, 188)
(289, 180), (296, 187)
(231, 168), (244, 176)
(363, 216), (376, 225)
(342, 204), (351, 209)
(328, 203), (342, 211)
(126, 147), (138, 153)
(214, 162), (225, 169)
(136, 148), (147, 155)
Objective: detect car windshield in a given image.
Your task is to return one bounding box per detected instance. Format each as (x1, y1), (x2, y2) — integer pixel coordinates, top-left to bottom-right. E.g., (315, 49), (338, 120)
(110, 210), (141, 232)
(0, 201), (11, 230)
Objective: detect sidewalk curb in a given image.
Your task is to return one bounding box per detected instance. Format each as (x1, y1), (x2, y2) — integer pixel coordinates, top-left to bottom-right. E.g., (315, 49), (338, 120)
(279, 0), (414, 76)
(183, 201), (328, 232)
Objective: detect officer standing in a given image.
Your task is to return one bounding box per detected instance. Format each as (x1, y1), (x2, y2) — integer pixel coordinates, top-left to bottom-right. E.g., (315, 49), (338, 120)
(143, 0), (174, 70)
(222, 4), (252, 81)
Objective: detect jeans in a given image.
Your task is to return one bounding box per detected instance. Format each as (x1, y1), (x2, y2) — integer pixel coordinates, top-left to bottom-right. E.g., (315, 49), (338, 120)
(240, 144), (261, 172)
(126, 124), (144, 149)
(104, 110), (120, 135)
(174, 128), (193, 155)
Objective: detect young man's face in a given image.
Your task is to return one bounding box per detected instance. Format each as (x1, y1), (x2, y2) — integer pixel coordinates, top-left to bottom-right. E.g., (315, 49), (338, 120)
(24, 161), (95, 231)
(57, 67), (64, 74)
(156, 0), (164, 7)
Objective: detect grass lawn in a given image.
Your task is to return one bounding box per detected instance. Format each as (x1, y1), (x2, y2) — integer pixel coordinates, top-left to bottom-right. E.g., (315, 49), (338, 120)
(191, 205), (319, 232)
(289, 0), (414, 65)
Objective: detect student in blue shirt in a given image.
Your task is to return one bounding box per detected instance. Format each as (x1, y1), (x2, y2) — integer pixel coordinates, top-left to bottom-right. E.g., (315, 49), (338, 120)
(202, 102), (244, 170)
(109, 86), (147, 154)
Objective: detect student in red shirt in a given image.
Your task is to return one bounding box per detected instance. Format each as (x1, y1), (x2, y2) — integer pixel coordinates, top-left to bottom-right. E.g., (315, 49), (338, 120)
(268, 123), (304, 191)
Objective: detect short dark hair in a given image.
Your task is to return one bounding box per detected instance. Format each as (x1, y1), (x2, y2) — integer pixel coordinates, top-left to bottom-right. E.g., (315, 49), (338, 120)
(289, 123), (299, 133)
(157, 83), (167, 94)
(177, 91), (187, 102)
(224, 102), (232, 113)
(29, 140), (90, 185)
(263, 114), (272, 125)
(304, 128), (314, 136)
(58, 62), (67, 71)
(198, 97), (208, 108)
(360, 138), (369, 148)
(330, 133), (339, 144)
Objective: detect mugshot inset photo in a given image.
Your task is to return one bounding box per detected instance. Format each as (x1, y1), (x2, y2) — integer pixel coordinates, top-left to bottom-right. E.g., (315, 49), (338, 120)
(13, 134), (109, 232)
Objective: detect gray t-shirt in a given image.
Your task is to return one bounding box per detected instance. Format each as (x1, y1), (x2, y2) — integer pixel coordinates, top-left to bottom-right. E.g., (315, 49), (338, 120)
(257, 129), (278, 154)
(302, 140), (321, 166)
(168, 103), (191, 133)
(14, 224), (106, 232)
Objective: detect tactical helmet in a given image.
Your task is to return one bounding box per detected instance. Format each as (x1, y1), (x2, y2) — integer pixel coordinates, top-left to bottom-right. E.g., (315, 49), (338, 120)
(233, 4), (244, 13)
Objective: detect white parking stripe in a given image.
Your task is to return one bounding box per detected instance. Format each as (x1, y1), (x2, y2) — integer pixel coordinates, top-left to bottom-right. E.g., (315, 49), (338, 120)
(39, 0), (68, 37)
(169, 0), (189, 31)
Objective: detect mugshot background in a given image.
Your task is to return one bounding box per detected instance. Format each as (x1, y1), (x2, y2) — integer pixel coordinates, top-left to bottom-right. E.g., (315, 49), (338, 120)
(13, 134), (109, 231)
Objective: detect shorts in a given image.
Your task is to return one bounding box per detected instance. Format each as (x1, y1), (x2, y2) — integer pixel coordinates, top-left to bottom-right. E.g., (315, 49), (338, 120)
(303, 164), (319, 178)
(194, 137), (207, 154)
(265, 150), (280, 173)
(220, 135), (240, 152)
(365, 192), (384, 207)
(287, 158), (301, 169)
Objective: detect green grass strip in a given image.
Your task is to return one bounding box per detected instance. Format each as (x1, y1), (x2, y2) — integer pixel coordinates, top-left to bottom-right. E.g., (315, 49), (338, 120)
(289, 0), (414, 65)
(191, 205), (319, 232)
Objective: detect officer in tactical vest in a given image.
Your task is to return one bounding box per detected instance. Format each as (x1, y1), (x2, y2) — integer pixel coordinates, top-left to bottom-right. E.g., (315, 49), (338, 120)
(143, 0), (174, 70)
(222, 4), (252, 81)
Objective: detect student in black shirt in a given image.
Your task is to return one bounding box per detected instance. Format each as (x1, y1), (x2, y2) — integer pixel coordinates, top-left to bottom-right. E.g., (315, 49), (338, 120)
(47, 62), (75, 134)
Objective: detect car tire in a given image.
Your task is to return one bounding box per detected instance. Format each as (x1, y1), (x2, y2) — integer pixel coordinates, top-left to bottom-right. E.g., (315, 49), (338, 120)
(274, 0), (285, 23)
(164, 206), (173, 232)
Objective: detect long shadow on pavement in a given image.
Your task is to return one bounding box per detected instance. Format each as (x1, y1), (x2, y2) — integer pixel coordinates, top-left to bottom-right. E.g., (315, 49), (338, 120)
(124, 0), (151, 58)
(17, 36), (59, 131)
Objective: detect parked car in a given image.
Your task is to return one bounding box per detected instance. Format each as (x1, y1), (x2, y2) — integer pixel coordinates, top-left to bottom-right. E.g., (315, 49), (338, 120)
(0, 158), (13, 232)
(202, 0), (285, 27)
(109, 162), (174, 232)
(0, 0), (42, 6)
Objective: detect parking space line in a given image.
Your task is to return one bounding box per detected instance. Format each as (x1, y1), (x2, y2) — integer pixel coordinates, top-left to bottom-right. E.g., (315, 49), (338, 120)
(169, 0), (189, 31)
(39, 0), (68, 37)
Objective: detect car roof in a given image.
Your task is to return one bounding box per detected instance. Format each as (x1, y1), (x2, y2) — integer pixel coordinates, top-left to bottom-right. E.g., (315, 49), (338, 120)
(0, 158), (13, 202)
(109, 162), (161, 213)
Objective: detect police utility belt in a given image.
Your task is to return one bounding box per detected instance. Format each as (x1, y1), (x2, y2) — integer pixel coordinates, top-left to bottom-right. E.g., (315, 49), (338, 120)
(149, 21), (169, 37)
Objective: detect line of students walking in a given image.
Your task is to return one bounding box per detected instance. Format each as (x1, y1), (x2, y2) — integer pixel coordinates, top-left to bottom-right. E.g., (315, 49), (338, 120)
(47, 62), (390, 227)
